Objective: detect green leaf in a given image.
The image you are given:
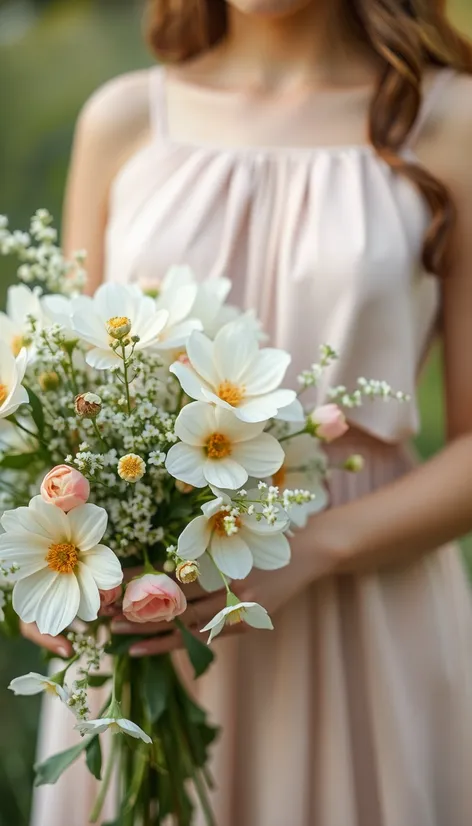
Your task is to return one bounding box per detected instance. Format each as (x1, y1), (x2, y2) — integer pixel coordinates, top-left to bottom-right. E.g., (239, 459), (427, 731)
(88, 673), (112, 688)
(26, 386), (45, 435)
(175, 619), (215, 679)
(0, 452), (37, 469)
(34, 738), (92, 786)
(85, 735), (102, 780)
(141, 655), (171, 723)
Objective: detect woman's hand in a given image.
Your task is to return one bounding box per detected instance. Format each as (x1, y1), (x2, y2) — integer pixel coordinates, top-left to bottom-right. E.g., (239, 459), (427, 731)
(111, 523), (342, 656)
(20, 622), (74, 658)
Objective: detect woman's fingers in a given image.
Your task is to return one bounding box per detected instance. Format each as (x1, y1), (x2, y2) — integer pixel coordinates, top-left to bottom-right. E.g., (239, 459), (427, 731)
(20, 621), (73, 658)
(129, 631), (184, 657)
(111, 617), (167, 635)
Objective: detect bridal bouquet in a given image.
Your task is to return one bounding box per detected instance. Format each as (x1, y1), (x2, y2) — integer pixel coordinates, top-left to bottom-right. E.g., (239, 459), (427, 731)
(0, 211), (405, 825)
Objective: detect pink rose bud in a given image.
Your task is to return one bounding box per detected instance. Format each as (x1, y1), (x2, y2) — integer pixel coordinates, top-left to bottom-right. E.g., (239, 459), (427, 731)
(99, 586), (122, 609)
(309, 404), (349, 443)
(123, 573), (187, 624)
(40, 465), (90, 512)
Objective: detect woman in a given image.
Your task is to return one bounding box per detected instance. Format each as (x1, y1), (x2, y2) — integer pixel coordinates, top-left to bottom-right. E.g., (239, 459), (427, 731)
(27, 1), (472, 824)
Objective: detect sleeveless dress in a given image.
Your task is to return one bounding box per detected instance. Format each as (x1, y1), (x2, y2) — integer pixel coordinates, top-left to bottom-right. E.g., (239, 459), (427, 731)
(32, 67), (472, 826)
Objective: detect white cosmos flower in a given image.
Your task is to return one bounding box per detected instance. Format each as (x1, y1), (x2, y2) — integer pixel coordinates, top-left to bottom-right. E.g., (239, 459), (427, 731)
(9, 672), (69, 702)
(166, 401), (284, 490)
(76, 716), (152, 744)
(0, 497), (123, 636)
(170, 320), (296, 423)
(178, 495), (290, 580)
(0, 343), (29, 420)
(71, 283), (169, 370)
(151, 266), (202, 350)
(41, 294), (77, 342)
(273, 432), (329, 528)
(202, 601), (273, 643)
(0, 285), (43, 357)
(153, 266), (233, 338)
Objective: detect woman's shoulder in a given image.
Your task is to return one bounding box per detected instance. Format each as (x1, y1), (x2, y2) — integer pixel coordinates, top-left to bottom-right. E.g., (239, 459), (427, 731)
(417, 69), (472, 183)
(77, 69), (153, 142)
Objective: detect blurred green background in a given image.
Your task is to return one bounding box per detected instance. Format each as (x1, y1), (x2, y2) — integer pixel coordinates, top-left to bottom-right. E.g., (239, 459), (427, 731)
(0, 1), (471, 823)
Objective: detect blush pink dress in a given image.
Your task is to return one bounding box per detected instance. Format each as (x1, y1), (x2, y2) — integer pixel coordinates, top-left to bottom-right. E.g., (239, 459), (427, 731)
(32, 67), (472, 826)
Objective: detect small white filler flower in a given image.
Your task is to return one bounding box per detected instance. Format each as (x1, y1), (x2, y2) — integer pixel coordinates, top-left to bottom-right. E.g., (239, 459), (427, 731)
(202, 600), (274, 643)
(9, 672), (69, 703)
(76, 716), (152, 744)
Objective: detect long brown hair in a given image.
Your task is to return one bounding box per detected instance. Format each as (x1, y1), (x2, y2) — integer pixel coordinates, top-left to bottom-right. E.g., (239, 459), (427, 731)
(146, 0), (472, 276)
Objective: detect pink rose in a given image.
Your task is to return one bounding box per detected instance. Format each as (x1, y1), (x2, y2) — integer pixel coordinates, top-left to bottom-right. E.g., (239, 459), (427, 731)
(40, 465), (90, 512)
(99, 586), (122, 609)
(123, 573), (187, 624)
(310, 404), (349, 443)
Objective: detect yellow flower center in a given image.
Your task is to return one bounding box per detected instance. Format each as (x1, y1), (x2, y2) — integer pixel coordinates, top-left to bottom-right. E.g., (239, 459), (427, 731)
(211, 512), (242, 536)
(217, 380), (245, 407)
(118, 454), (145, 481)
(0, 384), (8, 406)
(206, 433), (232, 460)
(106, 316), (132, 340)
(227, 608), (245, 626)
(12, 335), (28, 357)
(44, 683), (59, 696)
(108, 316), (129, 330)
(109, 721), (122, 735)
(272, 464), (286, 488)
(46, 542), (79, 574)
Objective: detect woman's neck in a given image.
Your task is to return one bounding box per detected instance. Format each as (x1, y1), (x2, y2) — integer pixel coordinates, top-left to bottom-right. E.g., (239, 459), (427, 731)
(218, 1), (379, 92)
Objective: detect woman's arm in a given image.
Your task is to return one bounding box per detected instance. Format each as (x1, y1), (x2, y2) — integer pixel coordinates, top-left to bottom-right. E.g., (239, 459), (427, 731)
(62, 71), (150, 292)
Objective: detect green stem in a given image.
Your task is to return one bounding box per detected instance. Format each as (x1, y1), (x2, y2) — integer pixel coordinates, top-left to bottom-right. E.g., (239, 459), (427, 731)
(9, 416), (50, 451)
(121, 343), (132, 416)
(278, 426), (307, 443)
(89, 740), (117, 823)
(67, 350), (79, 396)
(92, 418), (109, 450)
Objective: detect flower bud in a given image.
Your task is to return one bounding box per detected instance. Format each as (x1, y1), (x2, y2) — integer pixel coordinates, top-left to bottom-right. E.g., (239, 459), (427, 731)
(38, 371), (60, 391)
(163, 559), (176, 573)
(176, 560), (200, 584)
(106, 316), (132, 339)
(307, 404), (349, 443)
(175, 479), (194, 494)
(343, 454), (364, 473)
(75, 392), (102, 419)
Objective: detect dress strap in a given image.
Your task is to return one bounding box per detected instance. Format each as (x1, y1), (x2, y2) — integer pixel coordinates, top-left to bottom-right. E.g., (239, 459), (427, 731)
(406, 68), (456, 148)
(148, 66), (168, 141)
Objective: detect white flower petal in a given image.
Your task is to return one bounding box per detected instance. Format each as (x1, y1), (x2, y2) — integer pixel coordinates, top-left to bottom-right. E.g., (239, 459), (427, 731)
(213, 406), (265, 443)
(12, 568), (58, 624)
(242, 348), (291, 394)
(214, 320), (259, 383)
(80, 545), (123, 590)
(275, 397), (306, 423)
(67, 504), (107, 551)
(198, 552), (226, 593)
(236, 389), (296, 423)
(157, 319), (201, 349)
(177, 516), (211, 560)
(29, 496), (71, 543)
(76, 562), (101, 621)
(169, 363), (207, 402)
(136, 308), (169, 348)
(118, 718), (152, 743)
(174, 401), (215, 445)
(231, 433), (284, 478)
(186, 331), (219, 386)
(76, 719), (110, 736)
(241, 527), (291, 570)
(35, 573), (81, 636)
(209, 534), (253, 579)
(243, 603), (274, 630)
(85, 348), (120, 370)
(166, 443), (207, 487)
(9, 673), (51, 696)
(204, 457), (248, 490)
(0, 533), (49, 578)
(1, 505), (52, 538)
